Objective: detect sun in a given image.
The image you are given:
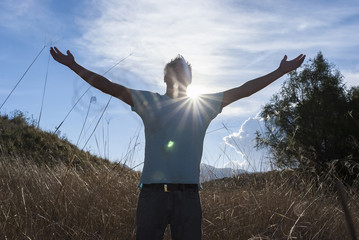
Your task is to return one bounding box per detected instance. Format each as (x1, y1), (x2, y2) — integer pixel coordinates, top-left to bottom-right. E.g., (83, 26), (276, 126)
(186, 85), (203, 99)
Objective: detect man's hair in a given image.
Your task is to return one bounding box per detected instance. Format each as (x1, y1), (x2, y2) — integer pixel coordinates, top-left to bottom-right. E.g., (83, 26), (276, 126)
(164, 54), (192, 82)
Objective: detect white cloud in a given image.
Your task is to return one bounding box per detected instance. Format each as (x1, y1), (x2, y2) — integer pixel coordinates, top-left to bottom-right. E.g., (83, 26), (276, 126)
(223, 160), (247, 171)
(223, 113), (271, 171)
(71, 0), (359, 118)
(342, 68), (359, 88)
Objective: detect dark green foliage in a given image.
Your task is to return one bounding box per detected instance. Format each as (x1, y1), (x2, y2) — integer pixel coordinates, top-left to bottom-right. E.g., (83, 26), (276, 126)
(256, 52), (359, 186)
(0, 111), (109, 168)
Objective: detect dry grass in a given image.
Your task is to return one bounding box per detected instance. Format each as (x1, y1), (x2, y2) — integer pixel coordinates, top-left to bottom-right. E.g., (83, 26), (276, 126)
(200, 172), (359, 239)
(1, 156), (358, 239)
(0, 156), (140, 239)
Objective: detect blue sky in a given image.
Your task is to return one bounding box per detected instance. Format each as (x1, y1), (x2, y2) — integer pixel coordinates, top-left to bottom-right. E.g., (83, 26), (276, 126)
(1, 0), (359, 172)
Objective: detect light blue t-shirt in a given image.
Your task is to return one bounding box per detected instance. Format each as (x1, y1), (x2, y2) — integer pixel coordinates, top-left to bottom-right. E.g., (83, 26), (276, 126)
(131, 90), (223, 185)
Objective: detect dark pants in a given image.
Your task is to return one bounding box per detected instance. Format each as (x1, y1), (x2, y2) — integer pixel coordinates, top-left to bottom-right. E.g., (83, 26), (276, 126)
(136, 186), (202, 240)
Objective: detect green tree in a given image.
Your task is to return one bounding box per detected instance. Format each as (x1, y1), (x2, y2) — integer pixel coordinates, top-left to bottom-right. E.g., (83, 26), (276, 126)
(256, 52), (359, 185)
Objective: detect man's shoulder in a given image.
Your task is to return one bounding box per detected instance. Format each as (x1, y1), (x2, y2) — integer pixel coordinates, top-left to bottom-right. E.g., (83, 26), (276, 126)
(132, 89), (163, 98)
(131, 89), (165, 110)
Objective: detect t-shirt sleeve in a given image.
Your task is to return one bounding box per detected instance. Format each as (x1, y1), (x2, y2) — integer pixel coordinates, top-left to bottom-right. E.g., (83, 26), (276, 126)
(131, 90), (160, 120)
(200, 92), (224, 120)
(131, 90), (149, 114)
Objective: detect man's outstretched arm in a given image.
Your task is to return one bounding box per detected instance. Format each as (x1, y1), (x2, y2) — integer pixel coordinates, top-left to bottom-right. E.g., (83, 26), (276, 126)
(221, 54), (305, 108)
(50, 47), (133, 107)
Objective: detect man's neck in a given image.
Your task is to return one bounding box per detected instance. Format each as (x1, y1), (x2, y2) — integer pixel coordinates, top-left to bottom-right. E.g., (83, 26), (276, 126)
(166, 87), (187, 99)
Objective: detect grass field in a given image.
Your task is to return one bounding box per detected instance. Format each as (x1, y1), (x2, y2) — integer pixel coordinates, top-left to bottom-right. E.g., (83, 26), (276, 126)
(1, 156), (358, 239)
(0, 113), (358, 239)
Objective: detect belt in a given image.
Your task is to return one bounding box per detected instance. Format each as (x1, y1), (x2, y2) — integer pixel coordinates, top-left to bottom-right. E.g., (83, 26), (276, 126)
(141, 183), (198, 192)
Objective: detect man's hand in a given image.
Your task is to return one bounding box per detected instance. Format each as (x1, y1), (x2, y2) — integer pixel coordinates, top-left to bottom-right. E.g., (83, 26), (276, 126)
(278, 54), (306, 75)
(50, 46), (134, 106)
(50, 47), (76, 67)
(221, 53), (306, 108)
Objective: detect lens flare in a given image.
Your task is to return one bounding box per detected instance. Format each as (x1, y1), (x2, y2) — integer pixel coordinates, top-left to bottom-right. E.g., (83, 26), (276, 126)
(167, 140), (175, 148)
(187, 85), (202, 99)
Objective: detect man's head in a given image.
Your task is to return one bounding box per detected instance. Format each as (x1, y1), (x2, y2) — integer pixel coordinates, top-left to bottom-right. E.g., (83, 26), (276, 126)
(164, 55), (192, 88)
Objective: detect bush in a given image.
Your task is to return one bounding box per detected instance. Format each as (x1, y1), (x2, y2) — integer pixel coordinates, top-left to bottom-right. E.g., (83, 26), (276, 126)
(256, 52), (359, 187)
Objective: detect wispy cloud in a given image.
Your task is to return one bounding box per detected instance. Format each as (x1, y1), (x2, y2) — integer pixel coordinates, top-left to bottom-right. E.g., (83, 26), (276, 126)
(0, 0), (38, 30)
(74, 0), (359, 96)
(2, 0), (358, 106)
(0, 0), (50, 33)
(2, 0), (358, 170)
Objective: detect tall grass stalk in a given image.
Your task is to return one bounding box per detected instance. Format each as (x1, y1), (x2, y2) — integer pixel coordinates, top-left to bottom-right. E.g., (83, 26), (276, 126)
(0, 45), (46, 111)
(37, 50), (51, 129)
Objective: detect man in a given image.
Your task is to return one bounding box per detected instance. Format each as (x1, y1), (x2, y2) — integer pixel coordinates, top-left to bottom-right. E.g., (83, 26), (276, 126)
(50, 47), (305, 239)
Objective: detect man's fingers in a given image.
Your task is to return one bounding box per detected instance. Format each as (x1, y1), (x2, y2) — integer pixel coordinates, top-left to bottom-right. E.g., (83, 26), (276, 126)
(279, 54), (306, 73)
(299, 55), (306, 62)
(293, 54), (304, 62)
(294, 54), (305, 65)
(292, 54), (305, 69)
(53, 47), (65, 56)
(50, 47), (58, 59)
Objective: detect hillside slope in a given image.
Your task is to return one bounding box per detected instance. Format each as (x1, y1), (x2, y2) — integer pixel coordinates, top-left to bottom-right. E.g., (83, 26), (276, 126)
(0, 111), (113, 168)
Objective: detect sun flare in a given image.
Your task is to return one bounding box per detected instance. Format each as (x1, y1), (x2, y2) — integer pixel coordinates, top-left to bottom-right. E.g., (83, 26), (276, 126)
(186, 85), (203, 99)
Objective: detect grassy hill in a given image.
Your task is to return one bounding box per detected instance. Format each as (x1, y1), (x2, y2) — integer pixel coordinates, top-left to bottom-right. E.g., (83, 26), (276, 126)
(0, 111), (113, 168)
(0, 112), (358, 239)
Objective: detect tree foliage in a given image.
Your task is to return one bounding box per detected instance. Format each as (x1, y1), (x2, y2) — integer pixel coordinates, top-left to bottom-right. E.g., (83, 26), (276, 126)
(256, 52), (359, 185)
